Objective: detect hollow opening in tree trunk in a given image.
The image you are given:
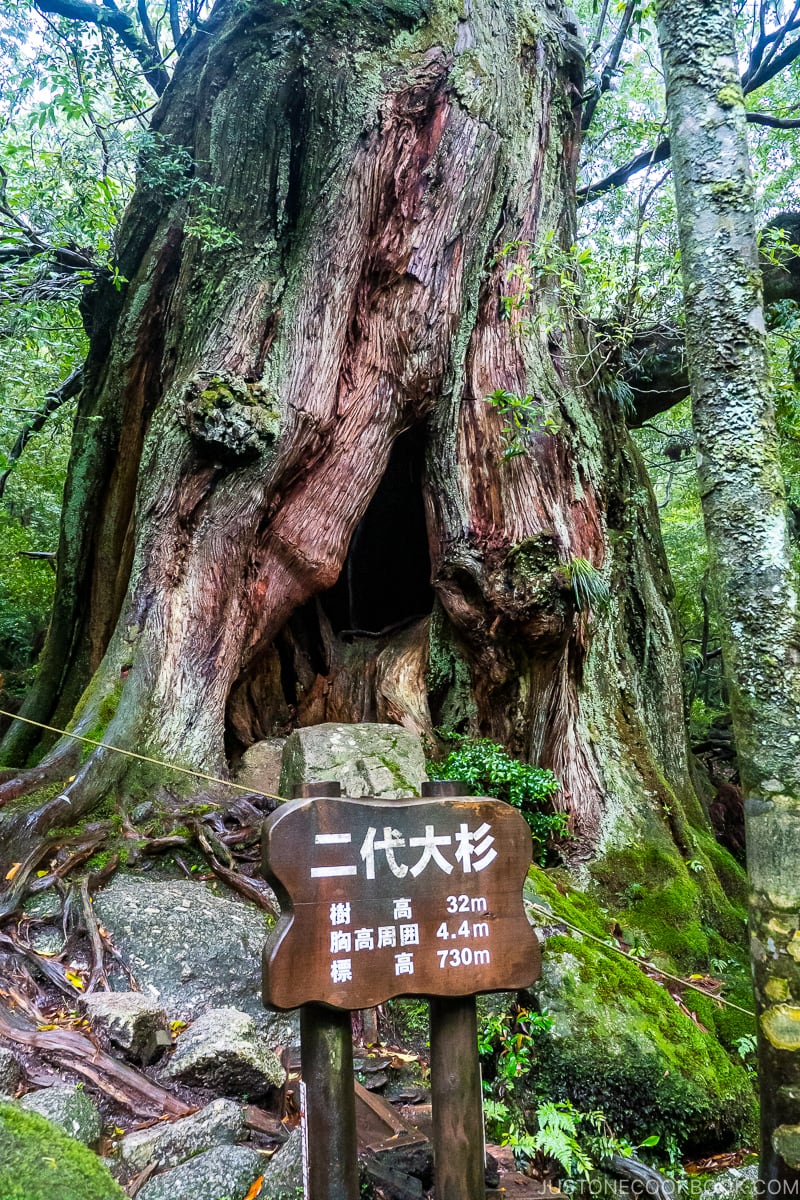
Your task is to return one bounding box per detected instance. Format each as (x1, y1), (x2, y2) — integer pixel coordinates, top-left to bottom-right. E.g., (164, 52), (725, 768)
(319, 425), (434, 637)
(224, 426), (436, 751)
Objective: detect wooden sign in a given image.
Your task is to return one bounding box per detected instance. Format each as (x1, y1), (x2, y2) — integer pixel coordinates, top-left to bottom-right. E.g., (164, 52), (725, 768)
(261, 793), (539, 1011)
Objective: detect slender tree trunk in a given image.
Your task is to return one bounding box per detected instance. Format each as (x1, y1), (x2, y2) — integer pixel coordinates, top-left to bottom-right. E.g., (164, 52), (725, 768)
(0, 0), (708, 908)
(656, 0), (800, 1184)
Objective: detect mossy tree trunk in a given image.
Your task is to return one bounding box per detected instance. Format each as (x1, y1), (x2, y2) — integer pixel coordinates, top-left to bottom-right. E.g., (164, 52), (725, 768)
(656, 0), (800, 1184)
(0, 0), (705, 898)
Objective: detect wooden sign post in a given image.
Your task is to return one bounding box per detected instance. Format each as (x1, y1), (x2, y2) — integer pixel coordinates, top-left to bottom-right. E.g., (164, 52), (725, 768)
(262, 778), (540, 1199)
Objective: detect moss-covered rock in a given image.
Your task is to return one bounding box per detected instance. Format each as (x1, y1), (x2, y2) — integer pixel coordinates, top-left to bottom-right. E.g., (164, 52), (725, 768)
(524, 871), (757, 1154)
(0, 1101), (125, 1200)
(588, 820), (748, 975)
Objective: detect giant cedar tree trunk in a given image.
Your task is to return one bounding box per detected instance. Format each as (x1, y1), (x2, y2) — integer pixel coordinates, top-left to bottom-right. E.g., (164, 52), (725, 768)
(657, 0), (800, 1183)
(0, 0), (693, 874)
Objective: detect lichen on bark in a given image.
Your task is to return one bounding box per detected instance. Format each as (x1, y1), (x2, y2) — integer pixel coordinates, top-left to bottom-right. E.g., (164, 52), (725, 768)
(656, 0), (800, 1183)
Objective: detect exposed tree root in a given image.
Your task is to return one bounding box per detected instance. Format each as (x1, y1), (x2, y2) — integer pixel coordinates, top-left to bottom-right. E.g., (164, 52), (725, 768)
(0, 1002), (193, 1118)
(0, 742), (80, 807)
(0, 782), (278, 1040)
(0, 799), (286, 1143)
(188, 817), (277, 915)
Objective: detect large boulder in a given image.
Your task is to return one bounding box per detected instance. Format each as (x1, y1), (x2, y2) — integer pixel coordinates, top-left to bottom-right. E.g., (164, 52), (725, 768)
(116, 1098), (245, 1173)
(79, 991), (170, 1064)
(164, 1008), (285, 1097)
(0, 1101), (125, 1200)
(92, 877), (292, 1037)
(280, 722), (427, 798)
(136, 1145), (265, 1200)
(523, 872), (756, 1151)
(20, 1084), (102, 1147)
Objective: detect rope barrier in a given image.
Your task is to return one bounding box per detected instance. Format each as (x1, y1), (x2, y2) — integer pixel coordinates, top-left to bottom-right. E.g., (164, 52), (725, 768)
(0, 707), (757, 1019)
(526, 900), (756, 1017)
(0, 708), (287, 804)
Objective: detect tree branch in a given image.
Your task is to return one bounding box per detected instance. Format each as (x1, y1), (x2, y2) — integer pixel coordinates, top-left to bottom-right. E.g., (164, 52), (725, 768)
(168, 0), (182, 51)
(581, 6), (800, 207)
(0, 369), (83, 501)
(582, 0), (637, 132)
(580, 112), (800, 202)
(579, 137), (671, 203)
(743, 0), (800, 91)
(622, 213), (800, 425)
(746, 112), (800, 129)
(745, 32), (800, 92)
(34, 0), (169, 94)
(136, 0), (159, 51)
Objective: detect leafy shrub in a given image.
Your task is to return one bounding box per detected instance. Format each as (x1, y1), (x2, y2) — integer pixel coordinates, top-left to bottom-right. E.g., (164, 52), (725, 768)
(428, 737), (565, 863)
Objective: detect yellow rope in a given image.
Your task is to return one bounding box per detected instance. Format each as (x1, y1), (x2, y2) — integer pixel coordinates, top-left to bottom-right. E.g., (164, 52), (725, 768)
(0, 707), (760, 1020)
(0, 708), (287, 804)
(526, 900), (756, 1018)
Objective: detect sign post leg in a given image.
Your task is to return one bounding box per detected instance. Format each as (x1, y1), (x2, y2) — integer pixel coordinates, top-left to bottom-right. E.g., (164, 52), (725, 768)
(429, 995), (485, 1200)
(300, 1003), (359, 1200)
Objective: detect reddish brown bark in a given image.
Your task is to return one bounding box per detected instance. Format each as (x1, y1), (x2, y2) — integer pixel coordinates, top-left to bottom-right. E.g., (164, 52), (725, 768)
(0, 0), (690, 866)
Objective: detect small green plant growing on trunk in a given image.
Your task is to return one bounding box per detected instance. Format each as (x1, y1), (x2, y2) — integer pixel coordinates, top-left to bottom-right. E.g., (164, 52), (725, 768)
(485, 389), (556, 459)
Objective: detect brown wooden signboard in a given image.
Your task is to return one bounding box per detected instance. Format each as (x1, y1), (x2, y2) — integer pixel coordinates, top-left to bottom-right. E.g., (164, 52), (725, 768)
(261, 792), (540, 1011)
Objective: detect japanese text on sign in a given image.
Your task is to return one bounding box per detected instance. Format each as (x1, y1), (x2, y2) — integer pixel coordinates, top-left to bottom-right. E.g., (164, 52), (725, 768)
(310, 821), (497, 880)
(262, 794), (540, 1010)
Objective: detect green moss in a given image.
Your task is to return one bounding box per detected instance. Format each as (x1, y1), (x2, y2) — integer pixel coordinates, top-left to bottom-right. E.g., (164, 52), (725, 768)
(710, 179), (747, 206)
(425, 604), (477, 732)
(385, 998), (430, 1052)
(716, 84), (743, 108)
(0, 1102), (125, 1200)
(589, 830), (747, 974)
(527, 869), (615, 942)
(278, 0), (430, 40)
(80, 683), (125, 762)
(525, 868), (756, 1153)
(50, 794), (124, 842)
(0, 780), (64, 819)
(682, 984), (756, 1052)
(84, 847), (116, 871)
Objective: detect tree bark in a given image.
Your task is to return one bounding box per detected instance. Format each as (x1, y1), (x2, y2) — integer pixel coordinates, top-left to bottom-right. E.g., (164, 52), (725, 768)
(656, 0), (800, 1185)
(0, 0), (703, 894)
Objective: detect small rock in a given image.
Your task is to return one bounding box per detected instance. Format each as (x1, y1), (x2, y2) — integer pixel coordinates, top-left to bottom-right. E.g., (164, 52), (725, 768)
(280, 722), (427, 799)
(164, 1008), (285, 1097)
(29, 925), (65, 956)
(20, 1084), (102, 1147)
(699, 1165), (758, 1200)
(130, 801), (155, 824)
(79, 991), (169, 1064)
(261, 1126), (303, 1196)
(21, 890), (62, 920)
(235, 737), (286, 799)
(136, 1144), (265, 1200)
(117, 1098), (245, 1173)
(0, 1047), (21, 1096)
